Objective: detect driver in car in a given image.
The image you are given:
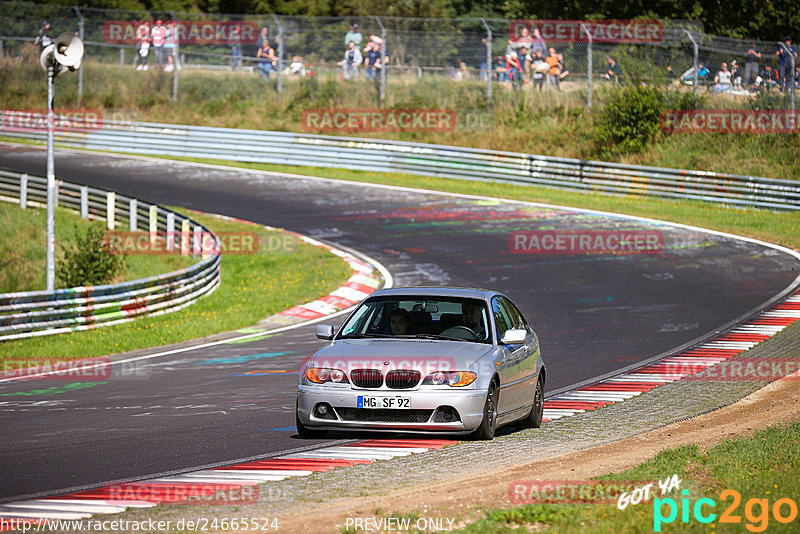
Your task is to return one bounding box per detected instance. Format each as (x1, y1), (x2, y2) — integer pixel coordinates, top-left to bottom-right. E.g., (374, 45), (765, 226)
(389, 308), (411, 335)
(461, 302), (486, 339)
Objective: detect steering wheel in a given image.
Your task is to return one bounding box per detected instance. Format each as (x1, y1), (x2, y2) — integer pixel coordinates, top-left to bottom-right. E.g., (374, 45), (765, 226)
(440, 325), (478, 340)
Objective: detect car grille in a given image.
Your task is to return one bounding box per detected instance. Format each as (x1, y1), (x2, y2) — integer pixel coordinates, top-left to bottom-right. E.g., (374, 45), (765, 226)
(336, 408), (433, 423)
(350, 368), (383, 388)
(385, 370), (421, 389)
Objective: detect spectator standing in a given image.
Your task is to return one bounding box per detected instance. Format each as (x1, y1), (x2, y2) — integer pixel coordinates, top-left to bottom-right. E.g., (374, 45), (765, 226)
(34, 20), (52, 49)
(530, 28), (547, 58)
(713, 62), (732, 92)
(531, 49), (546, 90)
(776, 36), (797, 93)
(135, 20), (151, 71)
(545, 48), (562, 90)
(507, 50), (524, 90)
(151, 20), (167, 66)
(509, 27), (533, 80)
(760, 64), (779, 91)
(339, 41), (363, 80)
(795, 64), (800, 87)
(745, 42), (761, 88)
(256, 39), (277, 80)
(345, 23), (362, 48)
(602, 55), (621, 83)
(730, 60), (742, 89)
(163, 20), (178, 72)
(256, 27), (269, 49)
(230, 25), (242, 70)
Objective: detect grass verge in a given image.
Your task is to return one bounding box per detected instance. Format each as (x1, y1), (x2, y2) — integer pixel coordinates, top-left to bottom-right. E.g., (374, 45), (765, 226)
(0, 200), (194, 293)
(452, 421), (800, 533)
(0, 208), (352, 360)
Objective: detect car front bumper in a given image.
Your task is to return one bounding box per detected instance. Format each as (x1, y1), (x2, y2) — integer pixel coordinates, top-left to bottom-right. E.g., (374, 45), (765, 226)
(297, 384), (487, 433)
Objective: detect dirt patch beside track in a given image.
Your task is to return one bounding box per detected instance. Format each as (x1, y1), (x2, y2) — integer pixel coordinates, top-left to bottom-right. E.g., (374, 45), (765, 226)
(275, 372), (800, 532)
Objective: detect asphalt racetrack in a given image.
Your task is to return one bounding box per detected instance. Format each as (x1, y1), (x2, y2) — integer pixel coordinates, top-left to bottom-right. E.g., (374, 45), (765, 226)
(1, 145), (798, 501)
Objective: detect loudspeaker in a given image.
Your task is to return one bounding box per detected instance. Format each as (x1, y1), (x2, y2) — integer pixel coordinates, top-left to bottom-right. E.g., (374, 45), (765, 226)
(39, 33), (84, 73)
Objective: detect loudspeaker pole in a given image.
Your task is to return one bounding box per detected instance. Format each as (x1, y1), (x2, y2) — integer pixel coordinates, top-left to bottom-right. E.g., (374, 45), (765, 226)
(46, 62), (56, 292)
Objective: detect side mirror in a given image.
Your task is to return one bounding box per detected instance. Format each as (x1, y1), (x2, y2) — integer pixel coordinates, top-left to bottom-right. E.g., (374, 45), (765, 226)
(501, 328), (527, 345)
(315, 324), (335, 340)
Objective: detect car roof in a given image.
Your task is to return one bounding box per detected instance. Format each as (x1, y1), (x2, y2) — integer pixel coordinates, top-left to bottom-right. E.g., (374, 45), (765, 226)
(368, 287), (499, 301)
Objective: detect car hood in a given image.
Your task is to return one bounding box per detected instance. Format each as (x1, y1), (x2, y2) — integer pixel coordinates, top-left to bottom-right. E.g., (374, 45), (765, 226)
(311, 338), (493, 373)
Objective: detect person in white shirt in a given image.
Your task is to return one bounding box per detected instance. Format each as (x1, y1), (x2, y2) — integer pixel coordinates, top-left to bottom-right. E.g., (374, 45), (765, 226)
(714, 62), (732, 92)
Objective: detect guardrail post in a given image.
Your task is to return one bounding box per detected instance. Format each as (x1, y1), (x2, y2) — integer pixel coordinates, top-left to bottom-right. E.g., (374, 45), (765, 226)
(129, 198), (138, 230)
(106, 192), (116, 229)
(193, 225), (202, 256)
(166, 212), (175, 251)
(80, 186), (88, 219)
(181, 218), (190, 255)
(149, 205), (158, 246)
(19, 174), (27, 209)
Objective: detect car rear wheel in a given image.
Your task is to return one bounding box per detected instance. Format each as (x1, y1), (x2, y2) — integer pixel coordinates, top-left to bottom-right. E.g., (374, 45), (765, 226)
(471, 382), (498, 440)
(296, 401), (327, 439)
(522, 376), (544, 428)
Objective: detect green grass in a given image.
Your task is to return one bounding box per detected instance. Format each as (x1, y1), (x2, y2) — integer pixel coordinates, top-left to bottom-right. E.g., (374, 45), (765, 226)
(455, 422), (800, 533)
(162, 158), (800, 251)
(0, 201), (194, 293)
(0, 209), (352, 360)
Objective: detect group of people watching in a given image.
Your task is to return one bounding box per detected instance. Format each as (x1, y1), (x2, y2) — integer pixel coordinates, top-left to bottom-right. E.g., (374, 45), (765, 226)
(712, 36), (799, 92)
(338, 23), (389, 81)
(488, 28), (569, 90)
(134, 19), (179, 72)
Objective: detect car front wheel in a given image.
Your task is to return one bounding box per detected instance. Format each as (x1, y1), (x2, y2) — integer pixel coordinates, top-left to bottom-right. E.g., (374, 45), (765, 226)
(471, 382), (498, 440)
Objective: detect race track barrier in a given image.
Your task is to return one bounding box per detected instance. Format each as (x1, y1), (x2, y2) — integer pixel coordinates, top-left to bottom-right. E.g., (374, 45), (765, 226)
(1, 117), (799, 210)
(0, 169), (221, 341)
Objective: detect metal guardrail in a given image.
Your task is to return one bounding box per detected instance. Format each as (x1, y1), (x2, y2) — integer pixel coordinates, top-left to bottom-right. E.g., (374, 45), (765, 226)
(0, 169), (221, 341)
(1, 119), (798, 211)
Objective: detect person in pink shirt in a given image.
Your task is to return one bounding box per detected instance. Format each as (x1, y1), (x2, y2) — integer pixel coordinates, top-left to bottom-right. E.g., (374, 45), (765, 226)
(151, 19), (167, 66)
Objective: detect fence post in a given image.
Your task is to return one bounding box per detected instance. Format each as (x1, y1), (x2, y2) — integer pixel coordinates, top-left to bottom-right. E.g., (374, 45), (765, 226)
(684, 30), (699, 102)
(375, 16), (386, 104)
(166, 212), (175, 251)
(780, 42), (796, 113)
(120, 48), (124, 69)
(193, 225), (202, 256)
(80, 186), (88, 219)
(19, 174), (27, 208)
(129, 198), (138, 230)
(481, 18), (492, 105)
(149, 205), (158, 246)
(171, 11), (179, 102)
(0, 40), (4, 59)
(74, 6), (84, 100)
(106, 192), (116, 229)
(272, 15), (284, 101)
(581, 23), (592, 110)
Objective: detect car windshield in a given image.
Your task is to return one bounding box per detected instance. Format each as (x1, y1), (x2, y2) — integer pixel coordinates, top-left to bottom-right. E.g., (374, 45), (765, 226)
(338, 296), (491, 344)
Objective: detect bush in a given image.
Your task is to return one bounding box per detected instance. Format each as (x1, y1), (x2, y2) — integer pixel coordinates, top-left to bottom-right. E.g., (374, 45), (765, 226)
(57, 226), (126, 288)
(594, 85), (665, 157)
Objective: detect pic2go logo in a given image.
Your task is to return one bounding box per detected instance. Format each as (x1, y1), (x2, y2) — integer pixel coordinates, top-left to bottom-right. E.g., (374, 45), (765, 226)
(654, 489), (799, 532)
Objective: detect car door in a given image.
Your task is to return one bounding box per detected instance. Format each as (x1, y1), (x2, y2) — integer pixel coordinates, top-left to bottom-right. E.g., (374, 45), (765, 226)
(503, 298), (541, 406)
(492, 296), (528, 414)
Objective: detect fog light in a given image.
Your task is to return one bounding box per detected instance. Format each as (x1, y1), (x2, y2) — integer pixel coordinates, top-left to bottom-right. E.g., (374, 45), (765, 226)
(317, 405), (328, 415)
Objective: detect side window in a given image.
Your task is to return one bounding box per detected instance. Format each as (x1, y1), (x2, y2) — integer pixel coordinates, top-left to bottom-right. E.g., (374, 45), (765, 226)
(502, 298), (526, 330)
(491, 297), (513, 341)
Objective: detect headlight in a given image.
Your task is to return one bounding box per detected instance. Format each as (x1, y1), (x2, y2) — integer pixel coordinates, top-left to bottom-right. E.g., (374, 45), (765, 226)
(422, 371), (477, 387)
(305, 367), (349, 384)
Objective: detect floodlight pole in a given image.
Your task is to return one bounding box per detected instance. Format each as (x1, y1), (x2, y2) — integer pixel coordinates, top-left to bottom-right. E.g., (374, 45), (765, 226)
(46, 63), (56, 292)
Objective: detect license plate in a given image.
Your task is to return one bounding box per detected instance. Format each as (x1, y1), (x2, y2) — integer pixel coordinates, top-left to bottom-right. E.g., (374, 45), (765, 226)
(357, 395), (411, 409)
